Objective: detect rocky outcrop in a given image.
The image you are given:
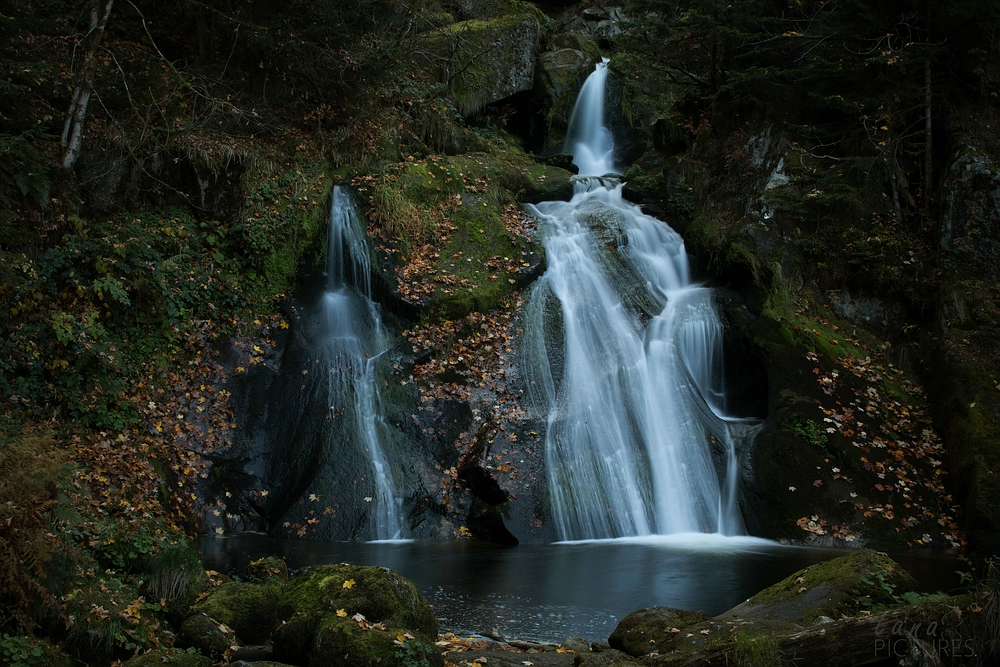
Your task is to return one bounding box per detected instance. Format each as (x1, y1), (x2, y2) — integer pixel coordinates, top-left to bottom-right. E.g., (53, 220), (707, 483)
(608, 607), (711, 656)
(941, 144), (1000, 280)
(421, 15), (541, 116)
(608, 551), (981, 667)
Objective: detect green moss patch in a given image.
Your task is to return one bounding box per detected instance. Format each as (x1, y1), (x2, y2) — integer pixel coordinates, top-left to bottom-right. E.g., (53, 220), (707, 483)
(608, 607), (711, 656)
(724, 550), (917, 624)
(274, 564), (439, 667)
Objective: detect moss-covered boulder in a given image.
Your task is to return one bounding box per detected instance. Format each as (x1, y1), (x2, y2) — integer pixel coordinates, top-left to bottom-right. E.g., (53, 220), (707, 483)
(122, 648), (213, 667)
(420, 15), (541, 116)
(178, 612), (237, 659)
(720, 550), (917, 624)
(247, 556), (290, 585)
(607, 607), (711, 656)
(191, 579), (283, 645)
(578, 649), (644, 667)
(272, 564), (440, 667)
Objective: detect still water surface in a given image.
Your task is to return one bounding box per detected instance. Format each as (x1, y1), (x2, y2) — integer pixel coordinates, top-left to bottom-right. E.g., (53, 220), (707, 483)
(200, 534), (963, 644)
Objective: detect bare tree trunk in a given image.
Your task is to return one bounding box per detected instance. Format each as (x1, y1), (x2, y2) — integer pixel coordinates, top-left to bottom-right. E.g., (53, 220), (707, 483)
(61, 0), (115, 172)
(923, 57), (933, 213)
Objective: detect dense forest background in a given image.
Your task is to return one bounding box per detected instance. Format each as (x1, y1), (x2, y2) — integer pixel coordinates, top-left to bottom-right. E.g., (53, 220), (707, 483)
(2, 0), (1000, 663)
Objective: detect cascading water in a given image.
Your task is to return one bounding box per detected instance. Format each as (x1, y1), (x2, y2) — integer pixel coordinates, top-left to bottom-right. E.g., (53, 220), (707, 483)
(524, 61), (746, 540)
(321, 187), (404, 540)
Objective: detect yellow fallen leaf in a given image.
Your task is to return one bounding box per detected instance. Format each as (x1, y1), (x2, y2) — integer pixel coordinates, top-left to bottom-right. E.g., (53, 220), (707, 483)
(343, 579), (355, 589)
(336, 609), (347, 617)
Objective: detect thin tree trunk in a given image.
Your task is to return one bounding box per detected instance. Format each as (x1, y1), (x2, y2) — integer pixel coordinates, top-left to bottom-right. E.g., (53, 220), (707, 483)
(923, 57), (933, 212)
(61, 0), (115, 172)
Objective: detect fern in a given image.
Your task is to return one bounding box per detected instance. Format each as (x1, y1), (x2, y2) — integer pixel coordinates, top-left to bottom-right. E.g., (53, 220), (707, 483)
(0, 426), (69, 632)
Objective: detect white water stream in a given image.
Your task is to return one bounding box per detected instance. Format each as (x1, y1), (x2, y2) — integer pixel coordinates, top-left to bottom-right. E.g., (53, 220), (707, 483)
(524, 61), (746, 540)
(322, 187), (403, 540)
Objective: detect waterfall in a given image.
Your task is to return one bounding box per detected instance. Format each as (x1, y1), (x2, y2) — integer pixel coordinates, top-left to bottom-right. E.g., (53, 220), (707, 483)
(321, 187), (403, 540)
(524, 62), (746, 540)
(564, 59), (617, 176)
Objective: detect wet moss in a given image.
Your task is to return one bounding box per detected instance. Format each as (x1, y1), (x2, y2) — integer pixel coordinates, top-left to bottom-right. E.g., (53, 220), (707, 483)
(359, 147), (568, 321)
(247, 556), (289, 584)
(178, 613), (234, 660)
(731, 550), (917, 624)
(608, 607), (712, 656)
(274, 564), (439, 667)
(193, 580), (283, 645)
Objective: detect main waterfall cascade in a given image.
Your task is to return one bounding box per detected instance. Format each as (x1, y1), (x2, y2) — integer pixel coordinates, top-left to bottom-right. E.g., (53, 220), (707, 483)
(523, 60), (747, 540)
(321, 187), (404, 540)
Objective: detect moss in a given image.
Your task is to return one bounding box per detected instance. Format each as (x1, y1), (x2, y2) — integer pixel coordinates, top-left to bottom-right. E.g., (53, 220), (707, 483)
(359, 146), (566, 321)
(727, 632), (781, 667)
(608, 607), (712, 656)
(419, 15), (541, 116)
(193, 580), (283, 645)
(274, 564), (439, 667)
(238, 153), (333, 303)
(178, 613), (233, 660)
(312, 618), (441, 667)
(247, 556), (289, 584)
(735, 550), (917, 623)
(122, 648), (212, 667)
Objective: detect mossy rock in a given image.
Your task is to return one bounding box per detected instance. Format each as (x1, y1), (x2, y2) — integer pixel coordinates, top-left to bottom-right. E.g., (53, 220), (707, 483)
(122, 648), (212, 667)
(273, 564), (439, 667)
(178, 612), (236, 659)
(419, 15), (541, 116)
(192, 580), (283, 644)
(362, 150), (564, 321)
(720, 550), (917, 624)
(607, 607), (711, 656)
(578, 649), (644, 666)
(311, 616), (441, 667)
(247, 556), (289, 584)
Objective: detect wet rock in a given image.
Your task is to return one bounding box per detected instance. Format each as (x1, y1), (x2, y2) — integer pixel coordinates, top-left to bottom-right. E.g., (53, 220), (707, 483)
(719, 550), (917, 624)
(192, 579), (283, 645)
(443, 649), (575, 666)
(577, 649), (644, 666)
(560, 636), (590, 653)
(608, 607), (711, 656)
(179, 612), (237, 659)
(273, 564), (440, 667)
(247, 555), (289, 584)
(538, 153), (578, 173)
(941, 144), (1000, 278)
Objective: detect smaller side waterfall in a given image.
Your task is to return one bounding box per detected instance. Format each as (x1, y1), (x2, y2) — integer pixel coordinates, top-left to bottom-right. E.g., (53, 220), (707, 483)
(321, 187), (403, 540)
